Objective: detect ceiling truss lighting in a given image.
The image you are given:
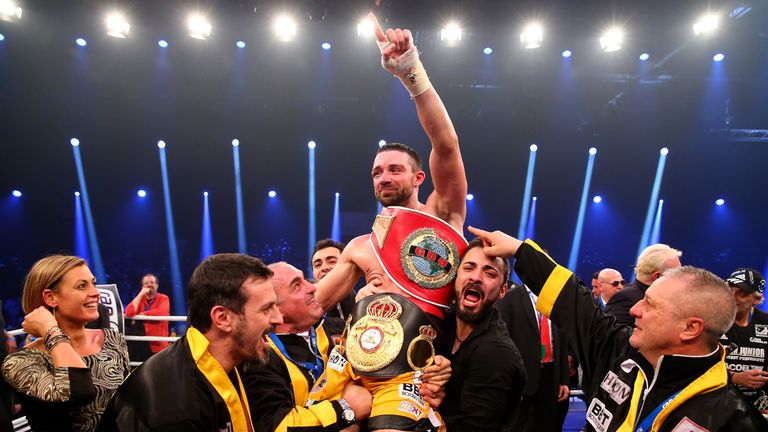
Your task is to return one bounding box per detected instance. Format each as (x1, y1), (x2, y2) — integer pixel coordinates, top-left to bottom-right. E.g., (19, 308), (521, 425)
(600, 27), (623, 52)
(188, 14), (212, 40)
(693, 14), (719, 36)
(520, 23), (543, 49)
(274, 15), (297, 42)
(106, 13), (130, 38)
(440, 23), (462, 43)
(0, 0), (22, 22)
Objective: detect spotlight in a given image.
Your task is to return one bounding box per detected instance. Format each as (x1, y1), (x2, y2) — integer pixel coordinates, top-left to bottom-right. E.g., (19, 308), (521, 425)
(0, 33), (4, 41)
(158, 40), (168, 48)
(232, 139), (239, 147)
(593, 195), (602, 203)
(307, 141), (316, 149)
(188, 14), (211, 40)
(0, 1), (22, 22)
(11, 189), (21, 197)
(660, 147), (669, 155)
(378, 140), (386, 148)
(483, 47), (493, 55)
(236, 40), (246, 48)
(203, 191), (209, 197)
(520, 23), (543, 49)
(693, 14), (719, 36)
(357, 17), (374, 37)
(600, 27), (623, 52)
(466, 194), (474, 201)
(268, 190), (277, 198)
(75, 191), (81, 197)
(715, 198), (725, 206)
(589, 147), (597, 155)
(106, 13), (130, 38)
(137, 189), (147, 198)
(157, 140), (166, 149)
(70, 138), (80, 147)
(321, 42), (331, 50)
(639, 52), (650, 61)
(274, 15), (297, 42)
(530, 144), (538, 152)
(713, 53), (725, 62)
(532, 196), (538, 201)
(562, 50), (572, 58)
(335, 192), (340, 197)
(75, 38), (87, 47)
(440, 23), (462, 43)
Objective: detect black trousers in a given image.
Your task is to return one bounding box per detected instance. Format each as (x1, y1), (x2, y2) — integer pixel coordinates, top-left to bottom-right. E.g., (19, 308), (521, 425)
(510, 363), (568, 431)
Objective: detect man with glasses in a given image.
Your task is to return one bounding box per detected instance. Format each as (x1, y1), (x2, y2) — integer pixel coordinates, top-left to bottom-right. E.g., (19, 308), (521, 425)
(596, 269), (625, 311)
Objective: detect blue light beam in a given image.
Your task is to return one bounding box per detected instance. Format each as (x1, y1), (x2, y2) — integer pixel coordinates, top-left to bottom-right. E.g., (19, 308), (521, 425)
(200, 192), (214, 261)
(517, 144), (538, 239)
(649, 199), (664, 245)
(331, 192), (341, 242)
(157, 141), (185, 319)
(232, 139), (247, 253)
(525, 197), (537, 239)
(637, 148), (669, 258)
(567, 148), (598, 271)
(73, 192), (90, 262)
(308, 141), (316, 273)
(70, 139), (106, 282)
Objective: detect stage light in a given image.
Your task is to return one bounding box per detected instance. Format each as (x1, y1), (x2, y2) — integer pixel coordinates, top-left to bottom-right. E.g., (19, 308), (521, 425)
(231, 139), (239, 147)
(520, 23), (543, 49)
(158, 39), (168, 48)
(593, 195), (602, 204)
(75, 191), (81, 197)
(0, 1), (22, 22)
(589, 147), (597, 155)
(157, 140), (166, 149)
(268, 190), (277, 198)
(660, 147), (669, 155)
(532, 196), (537, 201)
(378, 140), (386, 148)
(335, 192), (340, 197)
(562, 50), (572, 58)
(357, 17), (374, 37)
(440, 23), (462, 43)
(11, 189), (21, 197)
(307, 140), (316, 149)
(483, 47), (493, 55)
(639, 52), (650, 61)
(137, 189), (147, 198)
(0, 34), (4, 41)
(106, 13), (130, 38)
(600, 27), (623, 52)
(466, 194), (474, 201)
(693, 14), (719, 36)
(236, 40), (246, 48)
(70, 138), (80, 147)
(530, 144), (538, 152)
(188, 14), (211, 40)
(76, 38), (87, 47)
(203, 191), (208, 197)
(713, 53), (725, 62)
(274, 15), (297, 42)
(321, 42), (331, 50)
(715, 198), (725, 206)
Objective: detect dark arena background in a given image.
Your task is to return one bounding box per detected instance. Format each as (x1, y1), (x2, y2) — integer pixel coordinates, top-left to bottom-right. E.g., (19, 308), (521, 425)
(1, 0), (767, 326)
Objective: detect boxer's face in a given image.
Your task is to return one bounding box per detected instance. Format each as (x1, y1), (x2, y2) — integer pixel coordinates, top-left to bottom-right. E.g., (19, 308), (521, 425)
(371, 150), (423, 207)
(454, 247), (507, 323)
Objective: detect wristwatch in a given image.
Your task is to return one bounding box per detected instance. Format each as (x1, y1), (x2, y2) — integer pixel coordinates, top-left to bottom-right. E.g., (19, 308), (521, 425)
(337, 398), (356, 425)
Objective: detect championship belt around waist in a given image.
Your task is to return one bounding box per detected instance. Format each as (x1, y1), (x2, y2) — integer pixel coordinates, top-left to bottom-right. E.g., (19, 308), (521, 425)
(370, 206), (468, 318)
(345, 293), (438, 378)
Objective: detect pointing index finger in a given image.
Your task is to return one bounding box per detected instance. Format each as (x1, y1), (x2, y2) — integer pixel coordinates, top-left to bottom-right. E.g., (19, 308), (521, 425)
(369, 12), (388, 43)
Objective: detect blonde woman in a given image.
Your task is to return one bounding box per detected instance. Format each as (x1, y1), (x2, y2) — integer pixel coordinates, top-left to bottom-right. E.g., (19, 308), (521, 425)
(2, 255), (129, 431)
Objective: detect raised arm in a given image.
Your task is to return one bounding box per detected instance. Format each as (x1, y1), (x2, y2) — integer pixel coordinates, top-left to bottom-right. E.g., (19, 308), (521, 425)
(371, 13), (467, 227)
(315, 237), (366, 310)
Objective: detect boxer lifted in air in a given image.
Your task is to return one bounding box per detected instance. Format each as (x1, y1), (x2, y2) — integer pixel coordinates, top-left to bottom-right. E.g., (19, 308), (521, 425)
(313, 13), (467, 432)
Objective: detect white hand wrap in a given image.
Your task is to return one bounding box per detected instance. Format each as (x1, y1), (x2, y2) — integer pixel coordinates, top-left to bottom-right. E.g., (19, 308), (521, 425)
(377, 41), (432, 97)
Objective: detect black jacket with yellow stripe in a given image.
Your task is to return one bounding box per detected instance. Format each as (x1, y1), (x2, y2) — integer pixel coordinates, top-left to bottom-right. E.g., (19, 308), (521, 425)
(514, 240), (767, 432)
(240, 318), (347, 432)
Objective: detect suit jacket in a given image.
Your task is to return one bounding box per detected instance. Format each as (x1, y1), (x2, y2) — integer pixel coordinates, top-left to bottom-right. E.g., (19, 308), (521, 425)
(603, 280), (649, 327)
(496, 284), (568, 396)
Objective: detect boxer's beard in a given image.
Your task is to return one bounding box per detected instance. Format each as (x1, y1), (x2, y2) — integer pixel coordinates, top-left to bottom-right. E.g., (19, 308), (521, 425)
(375, 185), (413, 207)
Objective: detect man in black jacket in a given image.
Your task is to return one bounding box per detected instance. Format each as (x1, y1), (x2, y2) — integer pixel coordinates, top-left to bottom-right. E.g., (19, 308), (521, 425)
(466, 226), (767, 432)
(496, 283), (569, 431)
(604, 243), (681, 326)
(442, 238), (526, 431)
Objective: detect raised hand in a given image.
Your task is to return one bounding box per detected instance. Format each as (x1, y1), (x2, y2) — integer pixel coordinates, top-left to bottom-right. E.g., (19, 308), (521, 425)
(467, 226), (524, 258)
(368, 12), (430, 96)
(22, 306), (59, 338)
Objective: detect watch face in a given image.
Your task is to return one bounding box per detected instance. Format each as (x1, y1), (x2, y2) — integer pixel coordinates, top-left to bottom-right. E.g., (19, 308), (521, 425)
(343, 410), (355, 422)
